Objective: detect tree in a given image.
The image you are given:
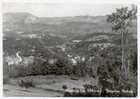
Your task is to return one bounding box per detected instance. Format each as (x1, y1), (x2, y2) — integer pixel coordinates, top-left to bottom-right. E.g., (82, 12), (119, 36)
(107, 5), (137, 83)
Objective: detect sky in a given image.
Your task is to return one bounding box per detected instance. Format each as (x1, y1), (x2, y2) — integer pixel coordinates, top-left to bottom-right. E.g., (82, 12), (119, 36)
(3, 3), (131, 17)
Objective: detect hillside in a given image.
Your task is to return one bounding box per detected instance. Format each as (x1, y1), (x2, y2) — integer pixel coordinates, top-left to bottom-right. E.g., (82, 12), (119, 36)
(3, 12), (137, 63)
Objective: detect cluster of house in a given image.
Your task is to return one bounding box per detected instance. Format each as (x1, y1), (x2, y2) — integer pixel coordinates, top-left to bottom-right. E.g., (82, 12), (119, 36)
(67, 54), (86, 65)
(4, 49), (88, 68)
(4, 51), (34, 66)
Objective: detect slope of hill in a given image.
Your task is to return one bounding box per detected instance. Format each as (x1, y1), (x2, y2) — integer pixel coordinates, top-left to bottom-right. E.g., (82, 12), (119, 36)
(3, 13), (111, 35)
(3, 12), (137, 67)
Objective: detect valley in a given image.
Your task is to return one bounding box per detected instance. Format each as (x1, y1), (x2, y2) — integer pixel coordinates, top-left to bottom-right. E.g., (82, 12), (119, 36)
(3, 11), (137, 97)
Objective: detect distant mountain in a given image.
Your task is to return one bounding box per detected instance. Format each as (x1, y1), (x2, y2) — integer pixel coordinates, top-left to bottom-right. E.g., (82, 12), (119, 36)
(3, 12), (111, 35)
(3, 12), (136, 38)
(3, 12), (38, 24)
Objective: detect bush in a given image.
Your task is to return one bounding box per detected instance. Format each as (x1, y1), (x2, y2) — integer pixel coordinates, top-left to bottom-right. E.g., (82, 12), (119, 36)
(62, 84), (68, 90)
(18, 78), (35, 88)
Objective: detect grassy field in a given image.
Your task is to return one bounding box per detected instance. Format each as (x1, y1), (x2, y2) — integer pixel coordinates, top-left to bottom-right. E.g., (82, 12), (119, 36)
(3, 75), (97, 97)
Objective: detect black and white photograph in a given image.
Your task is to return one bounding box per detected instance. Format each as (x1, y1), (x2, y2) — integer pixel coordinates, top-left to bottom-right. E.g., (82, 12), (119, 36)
(2, 1), (137, 97)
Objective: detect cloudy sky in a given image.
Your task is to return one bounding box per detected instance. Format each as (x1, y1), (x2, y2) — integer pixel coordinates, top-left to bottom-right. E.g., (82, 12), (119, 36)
(3, 3), (131, 17)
